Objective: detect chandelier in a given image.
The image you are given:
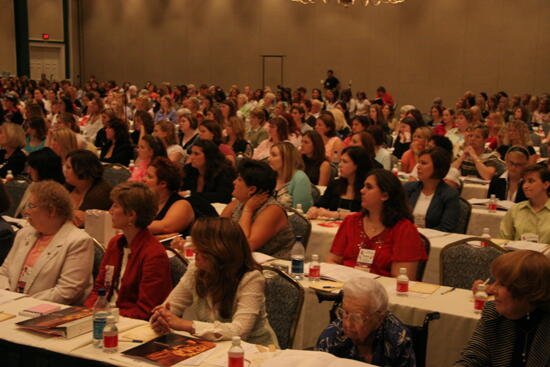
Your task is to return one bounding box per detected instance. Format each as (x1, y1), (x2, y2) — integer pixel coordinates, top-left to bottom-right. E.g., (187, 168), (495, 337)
(291, 0), (406, 6)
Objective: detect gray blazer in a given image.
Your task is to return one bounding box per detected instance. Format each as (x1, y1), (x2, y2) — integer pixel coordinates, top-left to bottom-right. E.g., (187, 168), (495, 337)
(455, 302), (550, 367)
(0, 221), (94, 305)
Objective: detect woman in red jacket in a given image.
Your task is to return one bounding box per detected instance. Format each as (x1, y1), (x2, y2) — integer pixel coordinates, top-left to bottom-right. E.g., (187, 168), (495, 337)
(85, 182), (172, 320)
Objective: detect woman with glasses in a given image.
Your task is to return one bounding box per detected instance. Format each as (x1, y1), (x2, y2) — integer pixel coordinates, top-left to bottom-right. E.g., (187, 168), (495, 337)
(316, 277), (415, 365)
(0, 181), (93, 305)
(487, 146), (529, 203)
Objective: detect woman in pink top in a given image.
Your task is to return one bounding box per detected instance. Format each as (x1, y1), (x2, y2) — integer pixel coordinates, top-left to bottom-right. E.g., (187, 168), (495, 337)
(400, 127), (432, 173)
(129, 135), (166, 182)
(315, 112), (342, 164)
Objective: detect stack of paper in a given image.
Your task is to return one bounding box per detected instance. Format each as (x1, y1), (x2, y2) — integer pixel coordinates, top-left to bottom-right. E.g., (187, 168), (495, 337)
(503, 241), (549, 253)
(320, 263), (378, 283)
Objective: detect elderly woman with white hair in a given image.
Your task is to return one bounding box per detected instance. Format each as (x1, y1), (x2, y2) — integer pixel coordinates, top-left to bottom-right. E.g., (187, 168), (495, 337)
(316, 277), (416, 366)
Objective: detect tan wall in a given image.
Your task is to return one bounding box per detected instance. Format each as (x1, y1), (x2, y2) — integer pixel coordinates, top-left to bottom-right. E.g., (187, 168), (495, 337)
(28, 0), (64, 41)
(79, 0), (549, 110)
(0, 0), (16, 75)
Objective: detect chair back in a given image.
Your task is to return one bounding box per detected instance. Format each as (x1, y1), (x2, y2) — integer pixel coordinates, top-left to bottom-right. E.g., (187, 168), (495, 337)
(262, 266), (304, 349)
(454, 197), (472, 234)
(457, 179), (464, 195)
(165, 247), (188, 286)
(102, 163), (131, 188)
(91, 238), (105, 281)
(405, 312), (440, 367)
(440, 237), (507, 289)
(416, 233), (431, 281)
(287, 209), (312, 250)
(2, 178), (30, 217)
(311, 184), (321, 206)
(390, 154), (399, 170)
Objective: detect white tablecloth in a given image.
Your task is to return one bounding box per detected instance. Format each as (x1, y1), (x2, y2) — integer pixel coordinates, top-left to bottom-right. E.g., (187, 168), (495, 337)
(466, 207), (506, 237)
(461, 182), (489, 200)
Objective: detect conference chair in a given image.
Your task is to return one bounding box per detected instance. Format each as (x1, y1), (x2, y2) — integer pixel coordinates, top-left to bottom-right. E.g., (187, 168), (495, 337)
(416, 233), (431, 282)
(287, 208), (312, 250)
(405, 312), (441, 367)
(165, 247), (188, 286)
(102, 163), (131, 188)
(262, 266), (304, 349)
(2, 177), (30, 217)
(311, 184), (321, 206)
(454, 197), (472, 234)
(91, 237), (105, 281)
(439, 237), (507, 289)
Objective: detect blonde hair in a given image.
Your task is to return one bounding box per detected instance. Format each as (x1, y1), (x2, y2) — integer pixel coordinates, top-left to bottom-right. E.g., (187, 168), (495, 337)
(226, 116), (246, 139)
(502, 120), (532, 146)
(29, 180), (73, 222)
(50, 128), (78, 160)
(273, 141), (304, 183)
(0, 123), (25, 149)
(329, 108), (349, 131)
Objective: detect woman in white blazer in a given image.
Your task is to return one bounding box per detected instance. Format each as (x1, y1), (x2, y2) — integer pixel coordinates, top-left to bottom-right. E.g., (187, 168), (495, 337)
(0, 180), (94, 305)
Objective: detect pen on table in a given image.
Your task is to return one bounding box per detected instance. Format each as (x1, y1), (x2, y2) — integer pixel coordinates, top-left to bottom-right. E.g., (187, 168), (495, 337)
(153, 341), (171, 348)
(482, 277), (490, 285)
(120, 337), (143, 343)
(441, 287), (456, 295)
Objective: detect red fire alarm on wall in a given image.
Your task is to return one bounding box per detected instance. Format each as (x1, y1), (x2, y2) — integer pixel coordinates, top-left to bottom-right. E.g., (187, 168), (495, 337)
(42, 33), (49, 40)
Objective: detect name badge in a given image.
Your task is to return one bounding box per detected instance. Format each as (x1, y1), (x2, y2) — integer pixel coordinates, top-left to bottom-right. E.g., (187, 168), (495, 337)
(357, 248), (376, 265)
(520, 233), (539, 242)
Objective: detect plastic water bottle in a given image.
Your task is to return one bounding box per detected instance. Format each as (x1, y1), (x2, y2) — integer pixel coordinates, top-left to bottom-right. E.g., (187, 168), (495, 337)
(228, 336), (244, 367)
(93, 288), (110, 347)
(487, 194), (497, 212)
(290, 236), (306, 280)
(308, 254), (321, 282)
(474, 284), (488, 313)
(396, 268), (409, 296)
(481, 227), (491, 247)
(128, 160), (135, 173)
(183, 236), (195, 260)
(102, 315), (118, 353)
(5, 170), (13, 183)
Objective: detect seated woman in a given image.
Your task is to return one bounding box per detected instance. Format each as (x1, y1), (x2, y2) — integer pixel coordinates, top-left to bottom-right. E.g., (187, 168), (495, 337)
(198, 120), (236, 165)
(433, 108), (455, 137)
(392, 117), (417, 160)
(269, 142), (314, 212)
(225, 116), (252, 156)
(485, 112), (504, 151)
(85, 182), (172, 320)
(150, 217), (277, 345)
(308, 146), (373, 220)
(13, 147), (65, 218)
(154, 95), (177, 123)
(350, 131), (383, 169)
(301, 130), (331, 186)
(182, 139), (236, 204)
(316, 277), (415, 366)
(129, 135), (167, 182)
(326, 169), (427, 279)
(291, 105), (313, 135)
(315, 112), (343, 163)
(64, 150), (113, 227)
(253, 116), (289, 160)
(24, 116), (47, 154)
(47, 127), (79, 164)
(178, 113), (199, 154)
(343, 116), (371, 146)
(400, 126), (432, 173)
(455, 250), (550, 367)
(221, 159), (294, 259)
(446, 109), (472, 155)
(404, 147), (460, 232)
(144, 157), (195, 236)
(452, 125), (505, 180)
(100, 118), (134, 166)
(496, 120), (537, 163)
(0, 122), (26, 178)
(487, 146), (529, 202)
(0, 181), (93, 304)
(131, 110), (154, 146)
(500, 164), (550, 244)
(154, 120), (185, 163)
(367, 125), (392, 170)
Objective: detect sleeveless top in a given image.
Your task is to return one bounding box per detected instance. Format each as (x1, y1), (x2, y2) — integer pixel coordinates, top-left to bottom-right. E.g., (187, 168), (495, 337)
(156, 193), (191, 236)
(231, 198), (295, 259)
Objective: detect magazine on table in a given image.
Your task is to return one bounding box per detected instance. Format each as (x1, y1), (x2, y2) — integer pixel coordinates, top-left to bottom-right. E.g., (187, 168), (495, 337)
(16, 306), (93, 338)
(122, 333), (216, 367)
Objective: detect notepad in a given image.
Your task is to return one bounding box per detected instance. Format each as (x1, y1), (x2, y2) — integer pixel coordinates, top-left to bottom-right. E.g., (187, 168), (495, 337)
(409, 282), (440, 294)
(0, 312), (16, 322)
(19, 303), (61, 317)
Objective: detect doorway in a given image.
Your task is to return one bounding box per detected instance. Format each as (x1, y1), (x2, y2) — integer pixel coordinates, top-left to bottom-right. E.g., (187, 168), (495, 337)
(29, 44), (65, 81)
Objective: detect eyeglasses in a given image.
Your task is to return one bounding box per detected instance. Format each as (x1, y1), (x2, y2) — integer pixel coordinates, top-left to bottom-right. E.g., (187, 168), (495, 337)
(335, 307), (372, 324)
(26, 202), (40, 210)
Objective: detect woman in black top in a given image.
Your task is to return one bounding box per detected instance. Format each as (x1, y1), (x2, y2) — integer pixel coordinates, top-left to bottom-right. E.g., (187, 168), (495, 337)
(100, 118), (134, 166)
(0, 122), (26, 178)
(487, 146), (529, 203)
(307, 146), (373, 220)
(225, 116), (252, 156)
(181, 139), (236, 203)
(392, 116), (417, 159)
(301, 130), (331, 186)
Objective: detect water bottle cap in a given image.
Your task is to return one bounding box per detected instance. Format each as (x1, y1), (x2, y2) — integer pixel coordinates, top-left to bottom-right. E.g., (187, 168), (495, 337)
(478, 284), (486, 291)
(311, 254), (319, 261)
(231, 336), (241, 345)
(399, 267), (407, 274)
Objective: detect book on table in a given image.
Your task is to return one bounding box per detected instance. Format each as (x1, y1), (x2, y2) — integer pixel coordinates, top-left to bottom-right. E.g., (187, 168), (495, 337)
(16, 306), (93, 338)
(122, 333), (216, 367)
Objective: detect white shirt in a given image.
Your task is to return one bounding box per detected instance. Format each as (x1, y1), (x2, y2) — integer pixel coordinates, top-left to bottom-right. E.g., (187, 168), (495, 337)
(413, 192), (434, 228)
